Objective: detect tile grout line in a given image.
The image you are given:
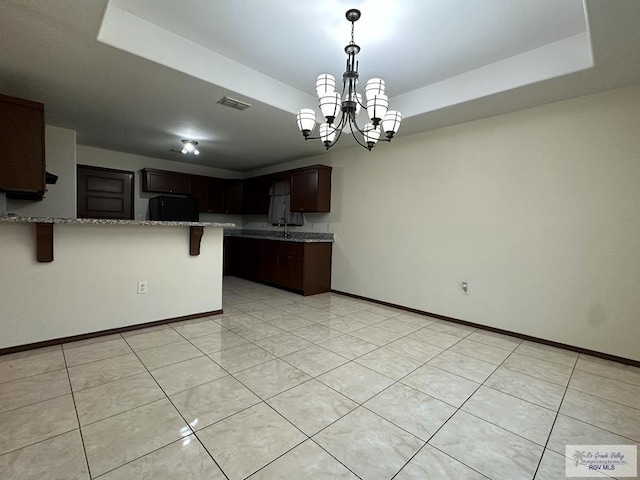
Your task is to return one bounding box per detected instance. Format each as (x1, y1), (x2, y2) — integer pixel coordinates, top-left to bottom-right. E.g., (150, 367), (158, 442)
(392, 342), (529, 478)
(70, 366), (149, 393)
(318, 311), (495, 477)
(568, 361), (640, 389)
(254, 314), (633, 456)
(167, 319), (360, 479)
(174, 316), (376, 479)
(60, 345), (92, 479)
(231, 281), (522, 478)
(178, 327), (358, 479)
(119, 331), (232, 480)
(563, 383), (640, 411)
(0, 429), (86, 462)
(530, 353), (580, 479)
(0, 381), (75, 416)
(0, 365), (68, 386)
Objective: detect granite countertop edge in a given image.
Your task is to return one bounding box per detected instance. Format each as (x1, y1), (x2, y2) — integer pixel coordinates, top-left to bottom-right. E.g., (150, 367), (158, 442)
(0, 216), (235, 228)
(224, 229), (334, 243)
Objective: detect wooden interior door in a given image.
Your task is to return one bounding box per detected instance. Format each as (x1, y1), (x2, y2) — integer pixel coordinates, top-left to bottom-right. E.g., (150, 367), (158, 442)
(77, 165), (134, 219)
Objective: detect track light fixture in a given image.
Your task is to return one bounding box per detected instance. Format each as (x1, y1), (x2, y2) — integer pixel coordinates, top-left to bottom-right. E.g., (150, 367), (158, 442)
(181, 139), (200, 155)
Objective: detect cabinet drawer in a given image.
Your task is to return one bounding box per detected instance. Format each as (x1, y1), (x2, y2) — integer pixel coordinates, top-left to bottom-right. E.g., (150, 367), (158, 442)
(279, 242), (305, 256)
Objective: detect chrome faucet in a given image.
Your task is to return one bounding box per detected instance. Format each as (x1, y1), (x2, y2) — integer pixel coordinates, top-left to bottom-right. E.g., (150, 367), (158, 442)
(278, 217), (291, 238)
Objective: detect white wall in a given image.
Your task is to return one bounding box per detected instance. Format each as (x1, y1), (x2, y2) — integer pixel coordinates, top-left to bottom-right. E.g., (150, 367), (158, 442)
(265, 83), (640, 361)
(6, 126), (77, 218)
(76, 145), (243, 227)
(0, 222), (223, 349)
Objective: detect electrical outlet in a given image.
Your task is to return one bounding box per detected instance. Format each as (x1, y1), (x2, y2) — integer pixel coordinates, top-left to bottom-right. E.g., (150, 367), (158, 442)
(137, 281), (148, 294)
(461, 281), (470, 295)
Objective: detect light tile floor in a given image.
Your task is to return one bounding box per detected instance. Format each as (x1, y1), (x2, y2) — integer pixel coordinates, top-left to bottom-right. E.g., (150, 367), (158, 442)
(1, 276), (639, 479)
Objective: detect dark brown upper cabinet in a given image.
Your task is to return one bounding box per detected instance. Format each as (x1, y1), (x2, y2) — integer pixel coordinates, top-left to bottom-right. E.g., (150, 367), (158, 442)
(224, 179), (243, 214)
(141, 164), (331, 215)
(243, 176), (272, 215)
(77, 165), (134, 219)
(0, 94), (46, 199)
(290, 165), (332, 212)
(191, 176), (224, 213)
(141, 168), (192, 195)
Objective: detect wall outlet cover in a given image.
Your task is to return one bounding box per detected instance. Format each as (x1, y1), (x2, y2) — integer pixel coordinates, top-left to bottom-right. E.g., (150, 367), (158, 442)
(137, 280), (148, 294)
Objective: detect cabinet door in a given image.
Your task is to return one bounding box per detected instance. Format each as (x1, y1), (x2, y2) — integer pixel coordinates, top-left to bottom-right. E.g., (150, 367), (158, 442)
(224, 236), (239, 276)
(237, 237), (258, 278)
(191, 176), (211, 212)
(259, 240), (279, 284)
(243, 177), (271, 214)
(209, 178), (225, 213)
(290, 166), (331, 212)
(290, 169), (317, 212)
(77, 165), (134, 219)
(0, 94), (45, 196)
(277, 253), (304, 291)
(224, 180), (243, 214)
(142, 169), (192, 194)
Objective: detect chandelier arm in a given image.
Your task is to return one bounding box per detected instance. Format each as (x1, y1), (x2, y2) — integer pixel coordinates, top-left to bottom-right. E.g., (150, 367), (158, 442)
(348, 115), (373, 150)
(329, 113), (347, 135)
(349, 118), (389, 142)
(349, 116), (368, 135)
(329, 116), (348, 148)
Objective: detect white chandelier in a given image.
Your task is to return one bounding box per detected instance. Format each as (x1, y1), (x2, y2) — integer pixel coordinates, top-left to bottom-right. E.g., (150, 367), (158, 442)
(296, 8), (402, 151)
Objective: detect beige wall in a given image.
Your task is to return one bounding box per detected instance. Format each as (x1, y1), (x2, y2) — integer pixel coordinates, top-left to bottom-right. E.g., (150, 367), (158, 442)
(0, 222), (223, 349)
(268, 83), (640, 361)
(6, 126), (77, 218)
(76, 145), (243, 226)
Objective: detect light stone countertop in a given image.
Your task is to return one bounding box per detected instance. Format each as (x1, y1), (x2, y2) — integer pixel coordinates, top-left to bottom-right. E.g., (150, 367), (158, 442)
(0, 215), (235, 228)
(224, 229), (334, 243)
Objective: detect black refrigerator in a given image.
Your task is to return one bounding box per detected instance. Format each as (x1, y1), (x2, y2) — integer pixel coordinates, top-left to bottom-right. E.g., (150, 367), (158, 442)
(148, 196), (199, 221)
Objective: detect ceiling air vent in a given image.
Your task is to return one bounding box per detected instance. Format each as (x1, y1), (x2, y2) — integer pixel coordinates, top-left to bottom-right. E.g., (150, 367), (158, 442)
(217, 96), (252, 111)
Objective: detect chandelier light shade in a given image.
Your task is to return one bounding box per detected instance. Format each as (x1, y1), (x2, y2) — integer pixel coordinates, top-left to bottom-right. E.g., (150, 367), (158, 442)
(296, 109), (316, 137)
(181, 139), (200, 155)
(296, 8), (402, 151)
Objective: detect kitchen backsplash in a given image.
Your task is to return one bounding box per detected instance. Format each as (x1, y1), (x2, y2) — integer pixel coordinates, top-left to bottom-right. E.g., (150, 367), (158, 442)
(242, 213), (331, 233)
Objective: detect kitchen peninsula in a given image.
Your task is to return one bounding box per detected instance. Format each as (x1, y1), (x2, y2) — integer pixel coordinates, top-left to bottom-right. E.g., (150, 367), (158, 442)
(0, 216), (234, 351)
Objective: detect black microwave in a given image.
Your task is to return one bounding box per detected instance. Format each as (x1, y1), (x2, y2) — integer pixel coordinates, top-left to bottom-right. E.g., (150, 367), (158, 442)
(149, 196), (199, 221)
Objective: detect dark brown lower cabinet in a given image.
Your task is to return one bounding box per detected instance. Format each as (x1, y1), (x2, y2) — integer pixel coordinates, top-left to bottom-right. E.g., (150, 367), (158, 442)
(225, 237), (332, 295)
(277, 252), (304, 291)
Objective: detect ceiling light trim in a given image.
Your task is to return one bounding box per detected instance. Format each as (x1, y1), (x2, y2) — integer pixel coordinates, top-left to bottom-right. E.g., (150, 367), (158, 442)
(393, 31), (594, 118)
